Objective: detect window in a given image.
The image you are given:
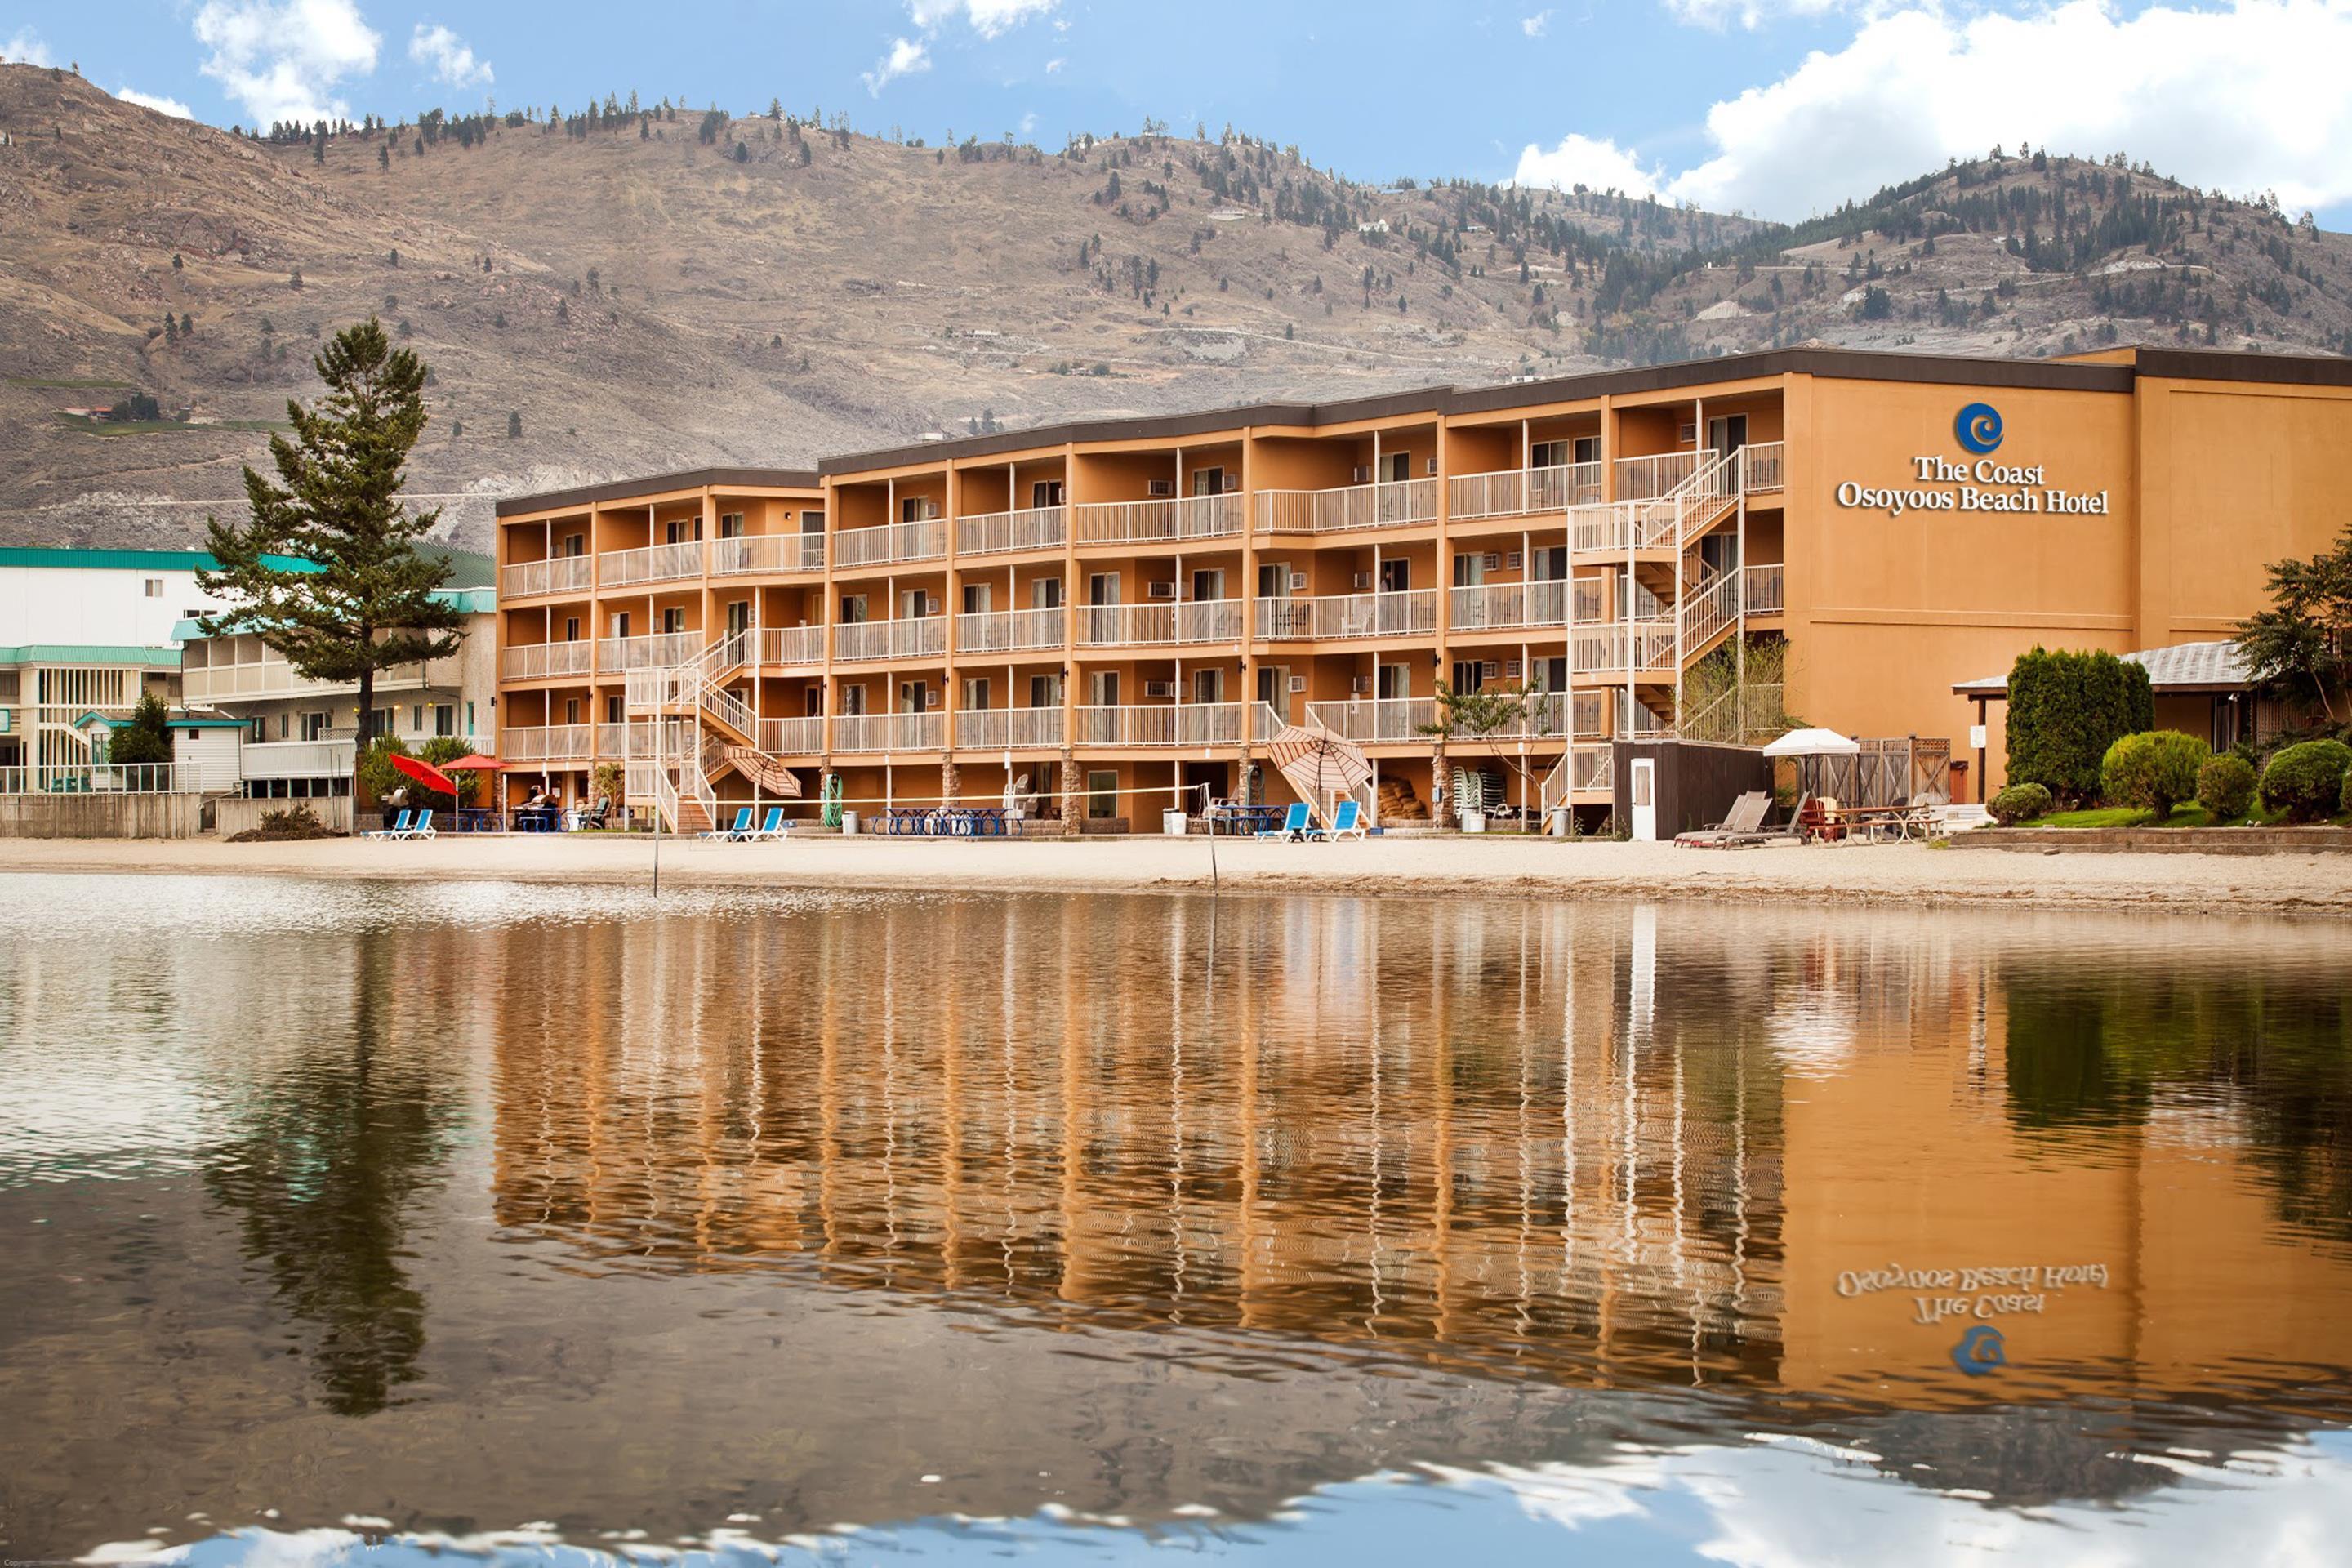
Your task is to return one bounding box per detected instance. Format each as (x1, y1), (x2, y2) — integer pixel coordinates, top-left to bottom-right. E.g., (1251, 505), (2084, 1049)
(564, 698), (582, 726)
(718, 511), (746, 538)
(1089, 670), (1120, 707)
(665, 517), (702, 543)
(371, 707), (394, 737)
(249, 718), (268, 744)
(610, 611), (632, 639)
(606, 695), (623, 724)
(838, 683), (866, 715)
(1530, 439), (1569, 470)
(563, 532), (586, 557)
(301, 711), (327, 742)
(466, 702), (475, 735)
(962, 677), (991, 710)
(901, 495), (939, 523)
(962, 582), (992, 615)
(1192, 568), (1225, 602)
(277, 713), (289, 739)
(1453, 553), (1485, 588)
(1030, 479), (1065, 508)
(1087, 770), (1118, 819)
(1192, 466), (1227, 496)
(1386, 451), (1411, 483)
(725, 600), (751, 636)
(800, 509), (826, 532)
(1379, 559), (1411, 593)
(434, 705), (454, 737)
(662, 607), (684, 635)
(1192, 668), (1222, 704)
(412, 705), (424, 733)
(1088, 572), (1120, 608)
(839, 594), (869, 624)
(1031, 576), (1062, 610)
(144, 578), (163, 597)
(1451, 661), (1488, 694)
(1028, 673), (1061, 709)
(1574, 435), (1600, 466)
(564, 617), (581, 642)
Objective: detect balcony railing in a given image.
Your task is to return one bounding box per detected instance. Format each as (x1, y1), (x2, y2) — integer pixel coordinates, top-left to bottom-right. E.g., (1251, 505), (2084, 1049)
(1072, 493), (1246, 546)
(833, 518), (947, 569)
(755, 715), (825, 755)
(1254, 590), (1438, 641)
(1304, 697), (1435, 744)
(1571, 618), (1680, 675)
(1570, 504), (1628, 555)
(597, 719), (695, 756)
(711, 533), (826, 575)
(955, 607), (1065, 655)
(599, 541), (705, 588)
(1741, 442), (1785, 493)
(1074, 701), (1279, 748)
(503, 724), (595, 761)
(1744, 563), (1785, 615)
(954, 707), (1066, 751)
(1447, 462), (1604, 521)
(238, 737), (356, 779)
(1446, 581), (1576, 632)
(597, 632), (702, 673)
(501, 555), (593, 600)
(501, 640), (595, 681)
(831, 711), (947, 753)
(1257, 478), (1437, 534)
(834, 617), (947, 662)
(1071, 599), (1246, 647)
(956, 505), (1067, 557)
(760, 626), (828, 666)
(1614, 451), (1703, 502)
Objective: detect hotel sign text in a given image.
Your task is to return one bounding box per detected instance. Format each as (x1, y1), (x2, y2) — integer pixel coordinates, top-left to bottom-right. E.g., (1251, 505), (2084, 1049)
(1836, 401), (2111, 518)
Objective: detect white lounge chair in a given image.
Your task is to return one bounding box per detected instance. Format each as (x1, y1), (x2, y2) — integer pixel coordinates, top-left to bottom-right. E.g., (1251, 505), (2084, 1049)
(365, 808), (412, 840)
(1307, 800), (1367, 841)
(1257, 802), (1312, 841)
(743, 805), (787, 841)
(390, 808), (436, 840)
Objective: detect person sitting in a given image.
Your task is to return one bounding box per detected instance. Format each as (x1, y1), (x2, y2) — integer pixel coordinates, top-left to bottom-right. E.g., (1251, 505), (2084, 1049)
(517, 785), (552, 831)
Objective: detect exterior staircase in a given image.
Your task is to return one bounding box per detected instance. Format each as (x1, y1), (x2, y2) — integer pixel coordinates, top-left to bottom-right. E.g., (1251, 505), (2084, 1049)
(626, 629), (793, 831)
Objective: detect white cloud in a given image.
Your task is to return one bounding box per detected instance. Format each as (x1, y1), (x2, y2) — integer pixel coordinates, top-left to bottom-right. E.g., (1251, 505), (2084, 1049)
(1512, 131), (1669, 198)
(116, 85), (195, 118)
(1018, 109), (1037, 136)
(408, 22), (492, 90)
(3, 27), (56, 66)
(911, 0), (1061, 38)
(1045, 56), (1064, 73)
(1521, 2), (2352, 220)
(1664, 0), (1864, 29)
(1522, 10), (1555, 36)
(862, 36), (931, 95)
(193, 0), (381, 127)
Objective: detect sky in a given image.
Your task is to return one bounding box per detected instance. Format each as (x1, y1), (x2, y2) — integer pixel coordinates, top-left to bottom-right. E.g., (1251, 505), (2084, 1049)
(5, 0), (2350, 229)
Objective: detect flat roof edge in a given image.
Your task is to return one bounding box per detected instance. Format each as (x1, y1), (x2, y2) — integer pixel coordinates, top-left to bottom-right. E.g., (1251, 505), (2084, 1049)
(496, 467), (823, 519)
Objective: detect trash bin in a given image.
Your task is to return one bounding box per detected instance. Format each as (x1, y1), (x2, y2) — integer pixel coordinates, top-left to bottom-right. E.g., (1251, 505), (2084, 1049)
(840, 810), (860, 836)
(1162, 808), (1188, 836)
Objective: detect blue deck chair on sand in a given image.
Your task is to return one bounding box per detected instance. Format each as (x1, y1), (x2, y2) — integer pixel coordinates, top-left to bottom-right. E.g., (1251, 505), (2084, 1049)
(391, 808), (436, 840)
(1257, 802), (1312, 841)
(1306, 800), (1367, 841)
(366, 809), (412, 840)
(703, 806), (753, 840)
(743, 805), (787, 841)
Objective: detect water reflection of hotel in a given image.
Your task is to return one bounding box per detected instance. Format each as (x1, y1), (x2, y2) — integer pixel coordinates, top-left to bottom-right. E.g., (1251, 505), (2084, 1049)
(490, 898), (2352, 1413)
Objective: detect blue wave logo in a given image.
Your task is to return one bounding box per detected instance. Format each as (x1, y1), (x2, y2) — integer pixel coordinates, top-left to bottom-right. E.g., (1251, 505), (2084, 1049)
(1950, 1324), (2007, 1377)
(1956, 403), (2004, 455)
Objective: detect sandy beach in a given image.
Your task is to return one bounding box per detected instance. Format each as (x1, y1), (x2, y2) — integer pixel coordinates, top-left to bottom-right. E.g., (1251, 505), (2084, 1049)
(1, 831), (2345, 915)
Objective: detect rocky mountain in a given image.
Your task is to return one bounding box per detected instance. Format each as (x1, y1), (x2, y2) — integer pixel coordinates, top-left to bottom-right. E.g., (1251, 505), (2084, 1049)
(2, 63), (2346, 551)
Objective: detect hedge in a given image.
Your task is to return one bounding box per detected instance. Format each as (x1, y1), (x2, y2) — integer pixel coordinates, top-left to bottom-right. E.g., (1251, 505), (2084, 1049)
(2194, 755), (2256, 821)
(1989, 782), (2052, 825)
(2099, 730), (2207, 821)
(2005, 648), (2154, 806)
(2259, 739), (2352, 823)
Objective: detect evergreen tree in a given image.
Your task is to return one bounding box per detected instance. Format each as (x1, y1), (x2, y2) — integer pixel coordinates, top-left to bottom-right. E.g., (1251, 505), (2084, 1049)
(198, 318), (464, 829)
(506, 409), (522, 439)
(109, 688), (175, 768)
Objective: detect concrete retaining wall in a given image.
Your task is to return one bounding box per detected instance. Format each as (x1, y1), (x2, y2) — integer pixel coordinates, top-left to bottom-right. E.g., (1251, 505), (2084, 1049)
(212, 796), (354, 837)
(0, 792), (204, 839)
(1953, 826), (2352, 854)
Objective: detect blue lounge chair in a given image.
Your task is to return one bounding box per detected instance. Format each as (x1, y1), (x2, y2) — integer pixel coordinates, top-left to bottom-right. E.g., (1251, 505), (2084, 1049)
(1307, 800), (1367, 841)
(1257, 802), (1311, 841)
(743, 805), (787, 841)
(703, 806), (753, 840)
(365, 808), (412, 840)
(391, 808), (436, 840)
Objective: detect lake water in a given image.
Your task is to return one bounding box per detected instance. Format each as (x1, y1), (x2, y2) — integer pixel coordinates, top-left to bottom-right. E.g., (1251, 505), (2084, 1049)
(2, 875), (2348, 1566)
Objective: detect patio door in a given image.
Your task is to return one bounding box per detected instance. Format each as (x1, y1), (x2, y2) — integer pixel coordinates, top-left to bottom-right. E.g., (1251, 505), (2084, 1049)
(1628, 758), (1657, 842)
(1707, 414), (1748, 461)
(1257, 665), (1290, 724)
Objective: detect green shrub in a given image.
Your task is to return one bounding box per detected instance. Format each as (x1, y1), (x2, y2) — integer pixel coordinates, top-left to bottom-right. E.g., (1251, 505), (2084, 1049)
(2195, 755), (2256, 821)
(1989, 782), (2053, 825)
(2099, 730), (2207, 821)
(2259, 739), (2352, 823)
(108, 688), (176, 767)
(355, 733), (412, 800)
(2005, 647), (2155, 805)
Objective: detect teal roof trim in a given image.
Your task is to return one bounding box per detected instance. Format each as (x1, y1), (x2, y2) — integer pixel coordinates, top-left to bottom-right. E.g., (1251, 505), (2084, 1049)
(0, 547), (320, 573)
(0, 644), (183, 668)
(78, 710), (244, 730)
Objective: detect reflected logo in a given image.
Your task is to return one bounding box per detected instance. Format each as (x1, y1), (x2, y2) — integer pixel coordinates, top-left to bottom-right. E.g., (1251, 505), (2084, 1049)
(1950, 1324), (2007, 1377)
(1955, 402), (2004, 455)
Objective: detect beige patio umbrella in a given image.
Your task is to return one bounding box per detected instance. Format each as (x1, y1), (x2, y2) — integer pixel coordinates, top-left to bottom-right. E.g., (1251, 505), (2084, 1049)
(1263, 723), (1371, 828)
(721, 745), (804, 798)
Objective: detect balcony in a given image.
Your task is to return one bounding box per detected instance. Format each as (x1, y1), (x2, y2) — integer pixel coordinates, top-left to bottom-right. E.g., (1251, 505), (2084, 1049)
(1073, 599), (1246, 648)
(1741, 442), (1785, 492)
(503, 724), (595, 761)
(1614, 452), (1704, 502)
(1571, 619), (1680, 675)
(956, 505), (1067, 557)
(755, 715), (825, 755)
(239, 737), (355, 779)
(955, 606), (1065, 655)
(501, 555), (592, 600)
(599, 541), (705, 588)
(831, 711), (946, 753)
(597, 631), (702, 673)
(1744, 563), (1785, 616)
(1446, 581), (1588, 633)
(833, 518), (947, 570)
(834, 618), (947, 662)
(760, 626), (828, 667)
(1072, 493), (1245, 546)
(1075, 702), (1281, 748)
(184, 654), (447, 703)
(501, 640), (595, 681)
(1254, 590), (1438, 641)
(1447, 463), (1603, 521)
(954, 707), (1066, 751)
(1306, 693), (1575, 745)
(711, 533), (825, 575)
(1257, 478), (1437, 535)
(597, 719), (695, 756)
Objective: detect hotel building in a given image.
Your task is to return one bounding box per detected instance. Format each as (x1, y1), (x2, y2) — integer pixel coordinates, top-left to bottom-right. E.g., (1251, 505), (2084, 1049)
(492, 345), (2352, 828)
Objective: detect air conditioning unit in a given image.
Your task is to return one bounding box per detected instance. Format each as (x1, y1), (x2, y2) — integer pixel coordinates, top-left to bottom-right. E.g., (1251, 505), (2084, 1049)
(1352, 466), (1373, 484)
(1504, 658), (1524, 679)
(1147, 581), (1178, 599)
(1481, 553), (1501, 572)
(1143, 680), (1175, 698)
(1426, 457), (1438, 475)
(1351, 675), (1373, 695)
(1288, 675), (1308, 694)
(1481, 661), (1500, 679)
(1505, 551), (1524, 570)
(927, 688), (941, 708)
(1146, 479), (1176, 498)
(1352, 572), (1373, 590)
(1677, 423), (1698, 443)
(1288, 572), (1308, 592)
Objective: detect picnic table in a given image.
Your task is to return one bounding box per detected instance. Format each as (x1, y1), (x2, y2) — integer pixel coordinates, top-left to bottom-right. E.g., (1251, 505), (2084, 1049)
(1813, 801), (1935, 843)
(1207, 803), (1284, 836)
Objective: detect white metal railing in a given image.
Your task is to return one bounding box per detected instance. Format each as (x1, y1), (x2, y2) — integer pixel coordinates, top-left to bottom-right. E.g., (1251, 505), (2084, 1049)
(834, 618), (947, 662)
(1570, 504), (1627, 555)
(1256, 477), (1437, 534)
(596, 632), (701, 672)
(1744, 563), (1784, 615)
(756, 715), (825, 755)
(831, 711), (947, 753)
(1254, 590), (1437, 640)
(501, 640), (595, 680)
(954, 707), (1066, 751)
(599, 540), (704, 588)
(1571, 618), (1681, 675)
(1741, 442), (1784, 493)
(833, 518), (947, 569)
(1074, 702), (1265, 748)
(1071, 493), (1246, 546)
(1682, 570), (1744, 653)
(710, 532), (826, 575)
(760, 625), (828, 666)
(1447, 462), (1604, 521)
(1071, 600), (1247, 646)
(1614, 451), (1703, 502)
(502, 724), (595, 761)
(956, 607), (1065, 654)
(956, 505), (1067, 556)
(501, 555), (593, 599)
(1446, 581), (1572, 631)
(599, 719), (693, 756)
(1305, 697), (1435, 744)
(0, 761), (198, 795)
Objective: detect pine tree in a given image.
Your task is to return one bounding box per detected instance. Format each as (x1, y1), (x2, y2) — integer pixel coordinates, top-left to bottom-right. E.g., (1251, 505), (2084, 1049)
(198, 318), (464, 830)
(506, 410), (522, 439)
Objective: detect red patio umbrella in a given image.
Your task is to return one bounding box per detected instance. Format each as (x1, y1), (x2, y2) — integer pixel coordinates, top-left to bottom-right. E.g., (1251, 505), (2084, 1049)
(440, 754), (505, 773)
(388, 752), (459, 796)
